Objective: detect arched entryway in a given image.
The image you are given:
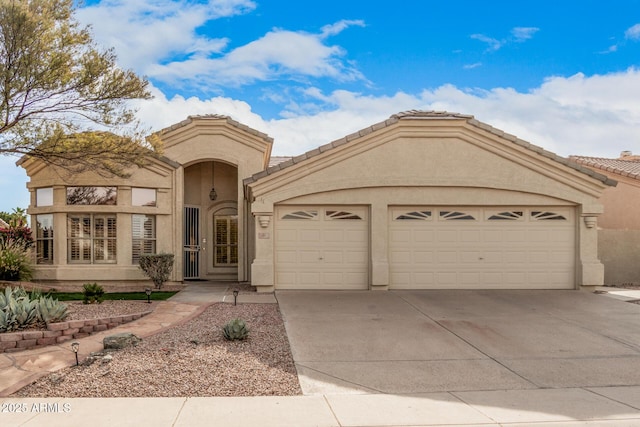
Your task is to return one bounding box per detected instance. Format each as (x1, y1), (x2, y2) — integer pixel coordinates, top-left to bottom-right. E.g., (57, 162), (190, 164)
(183, 160), (239, 281)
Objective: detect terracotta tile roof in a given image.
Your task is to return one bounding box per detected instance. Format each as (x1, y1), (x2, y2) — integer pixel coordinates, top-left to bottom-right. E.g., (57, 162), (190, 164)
(570, 155), (640, 181)
(247, 110), (614, 187)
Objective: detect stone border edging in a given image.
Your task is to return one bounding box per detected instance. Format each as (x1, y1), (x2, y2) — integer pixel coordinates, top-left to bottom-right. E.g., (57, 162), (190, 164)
(0, 311), (153, 353)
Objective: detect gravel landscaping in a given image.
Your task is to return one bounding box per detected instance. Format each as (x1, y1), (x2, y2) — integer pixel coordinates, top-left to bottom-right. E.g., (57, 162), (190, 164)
(12, 302), (302, 397)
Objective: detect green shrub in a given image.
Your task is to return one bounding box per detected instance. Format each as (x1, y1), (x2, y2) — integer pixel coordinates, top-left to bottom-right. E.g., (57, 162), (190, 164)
(82, 283), (105, 304)
(139, 254), (174, 289)
(0, 242), (33, 281)
(222, 318), (249, 341)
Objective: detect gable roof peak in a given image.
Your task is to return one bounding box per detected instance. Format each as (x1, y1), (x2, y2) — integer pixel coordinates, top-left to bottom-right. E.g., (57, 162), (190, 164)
(392, 110), (474, 120)
(156, 114), (273, 144)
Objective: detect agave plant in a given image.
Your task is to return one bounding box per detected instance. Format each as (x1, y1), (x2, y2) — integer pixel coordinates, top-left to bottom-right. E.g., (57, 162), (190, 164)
(222, 318), (249, 341)
(36, 296), (68, 325)
(0, 286), (38, 331)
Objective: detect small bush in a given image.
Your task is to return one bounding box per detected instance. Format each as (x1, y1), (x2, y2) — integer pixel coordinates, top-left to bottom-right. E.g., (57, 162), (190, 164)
(0, 242), (33, 281)
(139, 253), (174, 289)
(82, 283), (105, 304)
(222, 318), (249, 341)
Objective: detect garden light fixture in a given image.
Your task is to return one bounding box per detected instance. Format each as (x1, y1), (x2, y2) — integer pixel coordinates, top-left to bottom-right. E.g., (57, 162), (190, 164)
(71, 341), (79, 366)
(233, 289), (239, 306)
(145, 288), (152, 304)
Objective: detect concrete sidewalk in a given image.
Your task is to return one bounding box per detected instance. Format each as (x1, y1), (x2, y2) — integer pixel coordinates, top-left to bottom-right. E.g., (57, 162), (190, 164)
(3, 387), (640, 426)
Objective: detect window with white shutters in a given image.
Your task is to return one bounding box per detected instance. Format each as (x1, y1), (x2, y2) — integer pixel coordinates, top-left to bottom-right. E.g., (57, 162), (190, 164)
(132, 215), (156, 263)
(67, 214), (116, 263)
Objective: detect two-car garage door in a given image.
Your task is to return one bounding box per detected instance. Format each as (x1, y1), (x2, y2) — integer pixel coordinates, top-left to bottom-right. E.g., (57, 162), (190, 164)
(274, 205), (575, 290)
(389, 207), (575, 289)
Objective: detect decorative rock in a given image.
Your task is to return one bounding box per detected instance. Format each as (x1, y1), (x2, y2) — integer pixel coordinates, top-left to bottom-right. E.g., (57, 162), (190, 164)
(103, 332), (141, 350)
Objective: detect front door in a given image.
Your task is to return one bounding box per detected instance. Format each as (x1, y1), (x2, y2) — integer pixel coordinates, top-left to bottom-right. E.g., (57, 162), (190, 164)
(183, 206), (200, 279)
(214, 215), (238, 267)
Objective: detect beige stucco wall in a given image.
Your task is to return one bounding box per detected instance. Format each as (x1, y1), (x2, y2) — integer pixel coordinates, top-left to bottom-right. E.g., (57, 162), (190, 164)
(599, 229), (640, 285)
(23, 156), (177, 284)
(249, 118), (608, 292)
(597, 174), (640, 229)
(584, 171), (640, 285)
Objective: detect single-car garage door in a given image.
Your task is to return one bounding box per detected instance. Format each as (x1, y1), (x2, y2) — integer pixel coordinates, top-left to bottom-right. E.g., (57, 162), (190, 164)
(389, 207), (575, 289)
(275, 206), (368, 289)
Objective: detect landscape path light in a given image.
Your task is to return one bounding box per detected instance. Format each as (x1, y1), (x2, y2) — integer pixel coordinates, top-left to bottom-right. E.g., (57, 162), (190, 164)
(71, 342), (79, 366)
(233, 289), (239, 306)
(145, 288), (152, 304)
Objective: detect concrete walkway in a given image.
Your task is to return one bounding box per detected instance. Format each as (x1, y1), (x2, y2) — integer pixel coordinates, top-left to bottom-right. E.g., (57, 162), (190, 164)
(2, 285), (640, 426)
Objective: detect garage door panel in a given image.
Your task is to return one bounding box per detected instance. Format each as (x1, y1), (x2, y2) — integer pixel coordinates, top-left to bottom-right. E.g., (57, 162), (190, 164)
(389, 206), (575, 289)
(460, 230), (481, 242)
(438, 251), (458, 263)
(299, 250), (322, 263)
(412, 251), (434, 263)
(276, 229), (299, 242)
(415, 230), (435, 242)
(299, 229), (321, 242)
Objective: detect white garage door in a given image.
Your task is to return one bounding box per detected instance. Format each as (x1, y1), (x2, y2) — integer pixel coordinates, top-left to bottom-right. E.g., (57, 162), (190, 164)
(275, 206), (368, 289)
(389, 207), (575, 289)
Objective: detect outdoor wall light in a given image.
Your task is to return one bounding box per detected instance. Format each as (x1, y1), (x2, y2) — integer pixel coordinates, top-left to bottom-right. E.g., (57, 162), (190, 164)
(145, 288), (152, 304)
(209, 187), (217, 201)
(71, 342), (79, 366)
(233, 289), (239, 306)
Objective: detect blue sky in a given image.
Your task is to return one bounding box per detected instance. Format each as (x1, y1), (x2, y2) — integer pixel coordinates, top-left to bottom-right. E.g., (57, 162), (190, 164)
(2, 0), (640, 212)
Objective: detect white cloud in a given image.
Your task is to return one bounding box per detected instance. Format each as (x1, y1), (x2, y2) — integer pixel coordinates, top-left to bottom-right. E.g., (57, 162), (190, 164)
(76, 0), (255, 73)
(77, 2), (365, 92)
(320, 20), (366, 39)
(147, 27), (365, 89)
(511, 27), (539, 42)
(470, 34), (503, 51)
(463, 62), (482, 70)
(131, 69), (640, 160)
(625, 23), (640, 40)
(471, 27), (539, 52)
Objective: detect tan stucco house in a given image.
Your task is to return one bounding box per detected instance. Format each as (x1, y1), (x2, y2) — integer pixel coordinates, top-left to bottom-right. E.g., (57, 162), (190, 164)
(18, 111), (615, 292)
(571, 152), (640, 285)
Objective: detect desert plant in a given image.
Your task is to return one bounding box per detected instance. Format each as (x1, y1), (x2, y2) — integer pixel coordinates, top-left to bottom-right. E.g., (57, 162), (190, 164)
(222, 318), (249, 341)
(0, 286), (38, 332)
(36, 296), (68, 324)
(82, 283), (105, 304)
(0, 241), (33, 281)
(139, 253), (174, 289)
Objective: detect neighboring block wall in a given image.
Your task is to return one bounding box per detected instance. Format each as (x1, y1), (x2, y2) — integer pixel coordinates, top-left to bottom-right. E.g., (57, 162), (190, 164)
(599, 229), (640, 286)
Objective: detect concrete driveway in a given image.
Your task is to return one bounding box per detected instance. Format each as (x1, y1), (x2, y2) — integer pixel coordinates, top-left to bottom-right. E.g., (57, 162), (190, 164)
(276, 290), (640, 395)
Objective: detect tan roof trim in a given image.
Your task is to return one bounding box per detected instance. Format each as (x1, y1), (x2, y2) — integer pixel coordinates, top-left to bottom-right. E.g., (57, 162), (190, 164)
(245, 110), (616, 187)
(155, 114), (274, 145)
